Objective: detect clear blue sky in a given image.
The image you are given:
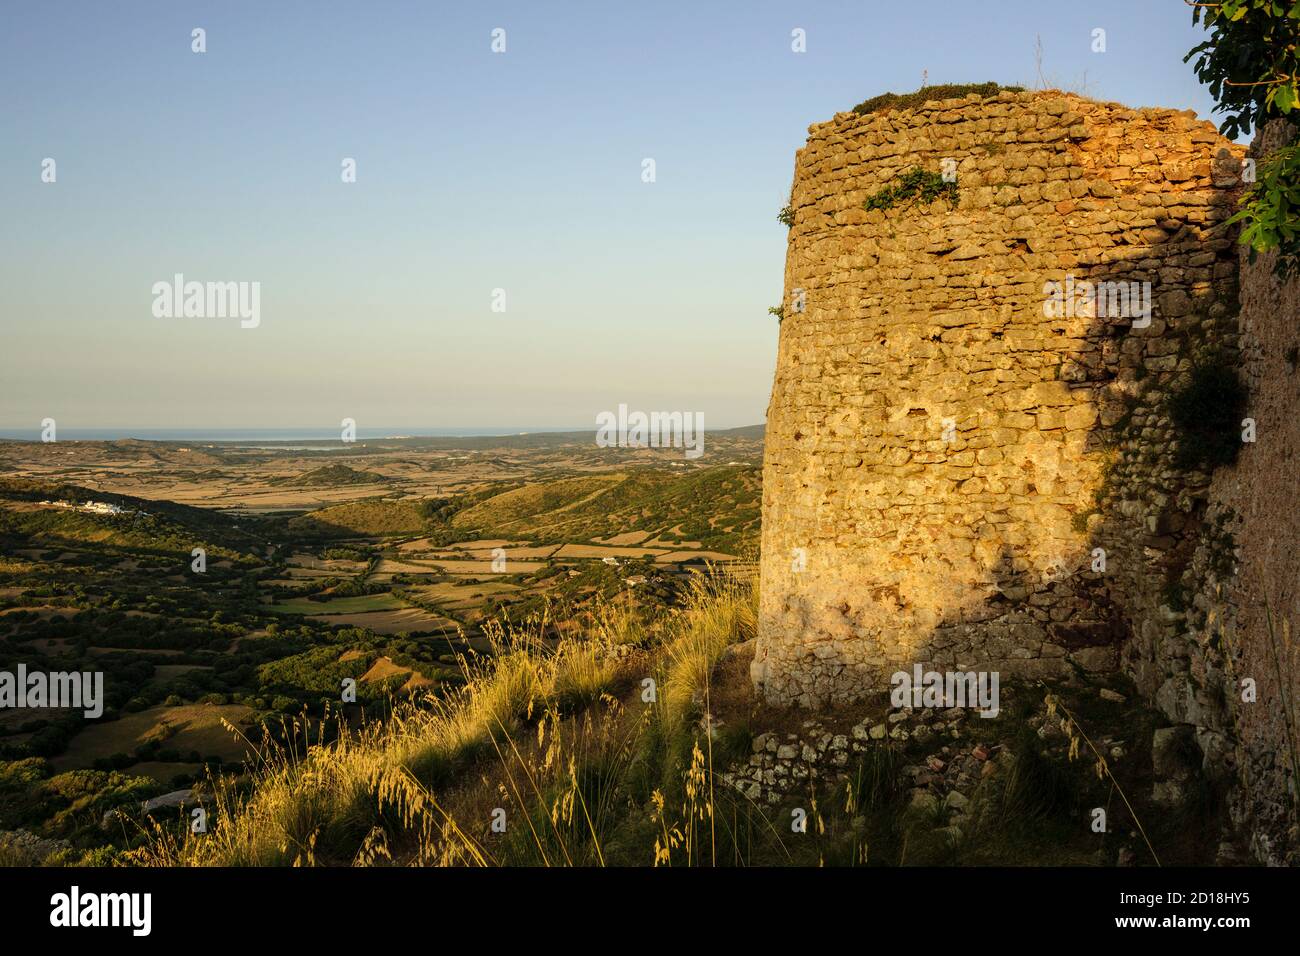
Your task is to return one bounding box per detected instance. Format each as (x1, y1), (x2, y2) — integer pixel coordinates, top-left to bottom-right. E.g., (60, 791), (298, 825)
(0, 1), (1228, 431)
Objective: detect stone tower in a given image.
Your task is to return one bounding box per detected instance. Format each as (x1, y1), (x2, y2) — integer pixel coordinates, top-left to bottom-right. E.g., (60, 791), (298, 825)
(754, 89), (1244, 708)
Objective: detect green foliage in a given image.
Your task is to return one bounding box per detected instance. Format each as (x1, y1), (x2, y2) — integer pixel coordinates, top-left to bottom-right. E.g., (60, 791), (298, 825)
(1185, 0), (1300, 138)
(1168, 354), (1250, 471)
(1228, 142), (1300, 278)
(256, 645), (376, 700)
(777, 204), (794, 227)
(864, 167), (959, 213)
(768, 305), (784, 322)
(1187, 0), (1300, 275)
(322, 546), (369, 561)
(852, 82), (1022, 116)
(0, 758), (50, 792)
(0, 762), (157, 841)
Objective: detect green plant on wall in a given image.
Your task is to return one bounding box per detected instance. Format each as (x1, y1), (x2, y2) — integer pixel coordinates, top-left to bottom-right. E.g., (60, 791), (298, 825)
(1230, 143), (1300, 278)
(864, 167), (959, 213)
(1186, 0), (1300, 277)
(851, 82), (1023, 116)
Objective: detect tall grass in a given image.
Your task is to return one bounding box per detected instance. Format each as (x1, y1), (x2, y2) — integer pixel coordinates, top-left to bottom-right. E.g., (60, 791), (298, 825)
(136, 564), (1165, 867)
(138, 568), (758, 867)
(642, 570), (757, 793)
(137, 602), (629, 865)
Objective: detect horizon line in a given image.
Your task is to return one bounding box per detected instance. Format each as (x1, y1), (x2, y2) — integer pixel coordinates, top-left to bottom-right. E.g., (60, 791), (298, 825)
(0, 423), (767, 440)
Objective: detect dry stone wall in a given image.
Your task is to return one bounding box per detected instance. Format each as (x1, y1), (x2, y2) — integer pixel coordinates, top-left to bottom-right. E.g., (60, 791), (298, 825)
(755, 90), (1245, 709)
(1162, 119), (1300, 865)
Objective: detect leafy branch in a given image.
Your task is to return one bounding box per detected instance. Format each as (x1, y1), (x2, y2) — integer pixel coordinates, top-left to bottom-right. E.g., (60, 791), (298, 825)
(1185, 0), (1300, 137)
(1186, 0), (1300, 275)
(1228, 142), (1300, 278)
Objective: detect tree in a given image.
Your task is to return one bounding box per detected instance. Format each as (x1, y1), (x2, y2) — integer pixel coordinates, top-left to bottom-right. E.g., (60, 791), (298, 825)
(1186, 0), (1300, 276)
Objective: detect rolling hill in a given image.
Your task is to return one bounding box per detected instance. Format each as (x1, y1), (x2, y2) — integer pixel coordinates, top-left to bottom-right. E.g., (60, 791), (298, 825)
(449, 466), (760, 551)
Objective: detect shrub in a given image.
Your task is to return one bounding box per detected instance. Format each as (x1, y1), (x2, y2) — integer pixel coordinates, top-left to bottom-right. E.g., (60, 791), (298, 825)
(852, 81), (1023, 116)
(1228, 142), (1300, 280)
(864, 167), (959, 212)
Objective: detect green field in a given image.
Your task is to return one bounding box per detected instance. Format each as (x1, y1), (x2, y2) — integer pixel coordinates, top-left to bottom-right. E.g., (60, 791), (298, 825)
(48, 703), (257, 773)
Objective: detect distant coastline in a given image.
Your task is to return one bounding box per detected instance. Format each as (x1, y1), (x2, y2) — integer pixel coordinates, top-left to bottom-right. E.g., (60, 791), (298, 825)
(0, 426), (590, 442)
(0, 424), (766, 443)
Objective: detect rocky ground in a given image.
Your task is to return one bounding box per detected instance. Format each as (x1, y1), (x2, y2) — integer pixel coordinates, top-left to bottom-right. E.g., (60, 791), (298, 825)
(713, 642), (1239, 865)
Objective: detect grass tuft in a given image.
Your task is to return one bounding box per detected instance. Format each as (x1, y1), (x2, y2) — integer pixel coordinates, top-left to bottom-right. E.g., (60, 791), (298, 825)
(851, 82), (1024, 116)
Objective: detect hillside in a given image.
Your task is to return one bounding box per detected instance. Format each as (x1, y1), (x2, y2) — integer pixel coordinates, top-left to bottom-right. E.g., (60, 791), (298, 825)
(450, 466), (760, 551)
(270, 464), (390, 488)
(287, 498), (428, 537)
(0, 478), (261, 555)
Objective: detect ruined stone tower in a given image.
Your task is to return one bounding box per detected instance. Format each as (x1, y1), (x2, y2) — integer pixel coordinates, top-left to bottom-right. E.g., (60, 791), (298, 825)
(754, 89), (1244, 708)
